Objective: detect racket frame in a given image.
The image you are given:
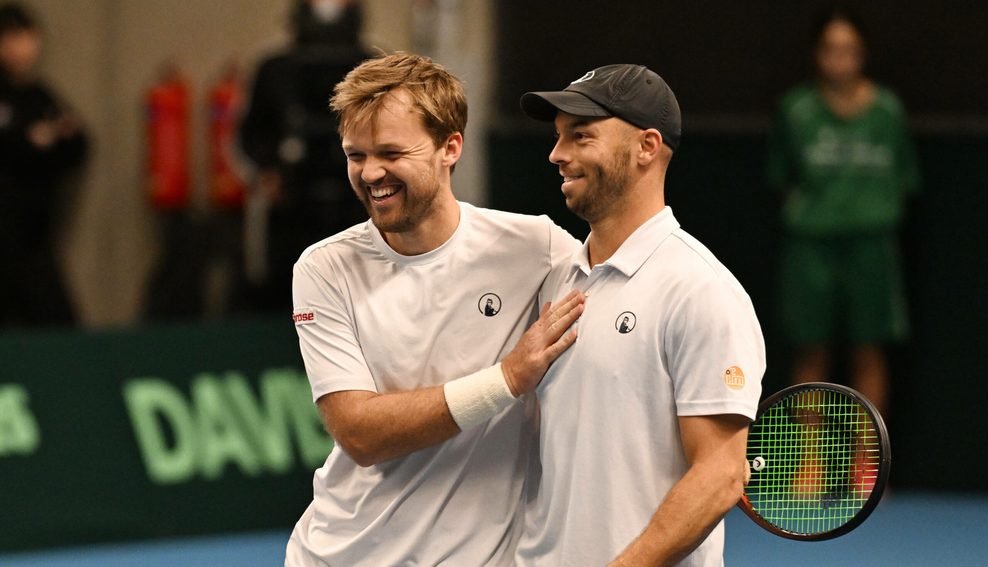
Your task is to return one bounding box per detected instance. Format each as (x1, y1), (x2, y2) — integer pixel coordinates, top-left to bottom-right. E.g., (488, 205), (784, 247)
(738, 382), (891, 541)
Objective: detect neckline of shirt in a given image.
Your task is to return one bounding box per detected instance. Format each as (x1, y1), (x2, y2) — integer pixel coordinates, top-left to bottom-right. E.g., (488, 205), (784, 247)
(573, 206), (680, 277)
(368, 201), (470, 266)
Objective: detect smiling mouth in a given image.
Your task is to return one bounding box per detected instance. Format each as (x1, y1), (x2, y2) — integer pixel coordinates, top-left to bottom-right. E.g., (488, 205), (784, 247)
(368, 185), (402, 201)
(560, 174), (583, 190)
(561, 168), (584, 181)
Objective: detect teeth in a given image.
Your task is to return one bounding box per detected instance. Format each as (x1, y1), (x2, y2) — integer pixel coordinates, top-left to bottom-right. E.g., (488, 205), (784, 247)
(563, 176), (580, 183)
(370, 186), (398, 198)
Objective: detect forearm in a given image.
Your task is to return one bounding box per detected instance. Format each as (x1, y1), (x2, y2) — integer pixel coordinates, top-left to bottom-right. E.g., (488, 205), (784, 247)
(321, 386), (464, 467)
(610, 460), (744, 566)
(611, 414), (750, 566)
(323, 364), (520, 466)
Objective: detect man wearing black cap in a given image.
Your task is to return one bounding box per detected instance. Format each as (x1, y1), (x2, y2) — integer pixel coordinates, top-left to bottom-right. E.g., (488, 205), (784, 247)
(515, 65), (766, 566)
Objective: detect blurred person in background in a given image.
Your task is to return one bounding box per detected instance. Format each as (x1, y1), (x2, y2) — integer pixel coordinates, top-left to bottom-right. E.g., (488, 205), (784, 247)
(238, 0), (371, 313)
(767, 5), (920, 418)
(0, 2), (87, 329)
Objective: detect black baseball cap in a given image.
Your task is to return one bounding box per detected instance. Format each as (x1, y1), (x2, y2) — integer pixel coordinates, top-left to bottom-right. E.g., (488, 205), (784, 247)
(520, 64), (682, 151)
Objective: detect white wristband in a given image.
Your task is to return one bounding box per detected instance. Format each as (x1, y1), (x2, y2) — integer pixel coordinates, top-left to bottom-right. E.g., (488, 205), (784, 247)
(443, 363), (517, 431)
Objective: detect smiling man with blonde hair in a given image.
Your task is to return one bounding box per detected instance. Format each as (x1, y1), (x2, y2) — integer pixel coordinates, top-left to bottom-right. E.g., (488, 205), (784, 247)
(285, 52), (583, 566)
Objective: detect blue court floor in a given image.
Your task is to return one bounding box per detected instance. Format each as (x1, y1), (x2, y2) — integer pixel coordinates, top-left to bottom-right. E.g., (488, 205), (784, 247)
(1, 492), (986, 566)
(724, 491), (988, 566)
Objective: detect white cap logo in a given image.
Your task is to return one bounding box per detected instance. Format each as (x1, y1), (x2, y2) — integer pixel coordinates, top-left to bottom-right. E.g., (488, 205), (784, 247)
(571, 71), (595, 84)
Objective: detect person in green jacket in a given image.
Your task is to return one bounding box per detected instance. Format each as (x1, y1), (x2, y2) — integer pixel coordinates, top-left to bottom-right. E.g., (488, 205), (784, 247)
(767, 6), (919, 419)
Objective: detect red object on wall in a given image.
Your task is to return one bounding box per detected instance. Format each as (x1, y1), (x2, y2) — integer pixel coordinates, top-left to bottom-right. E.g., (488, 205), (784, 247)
(146, 69), (191, 210)
(208, 65), (248, 210)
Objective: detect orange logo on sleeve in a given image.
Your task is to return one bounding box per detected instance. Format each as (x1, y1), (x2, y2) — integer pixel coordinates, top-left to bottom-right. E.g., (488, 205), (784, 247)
(724, 366), (745, 390)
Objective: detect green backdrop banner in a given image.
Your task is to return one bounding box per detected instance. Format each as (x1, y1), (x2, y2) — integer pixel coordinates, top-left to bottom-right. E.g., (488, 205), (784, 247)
(0, 317), (330, 553)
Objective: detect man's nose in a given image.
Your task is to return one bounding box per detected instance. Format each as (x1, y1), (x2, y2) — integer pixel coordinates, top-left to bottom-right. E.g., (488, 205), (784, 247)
(361, 156), (387, 184)
(549, 139), (568, 165)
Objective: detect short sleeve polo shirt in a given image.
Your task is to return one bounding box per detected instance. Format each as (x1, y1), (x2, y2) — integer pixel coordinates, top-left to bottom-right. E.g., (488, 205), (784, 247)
(519, 207), (765, 567)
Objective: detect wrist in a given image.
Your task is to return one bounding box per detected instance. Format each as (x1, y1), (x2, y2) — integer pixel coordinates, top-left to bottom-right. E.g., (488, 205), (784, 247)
(443, 363), (518, 431)
(500, 360), (521, 397)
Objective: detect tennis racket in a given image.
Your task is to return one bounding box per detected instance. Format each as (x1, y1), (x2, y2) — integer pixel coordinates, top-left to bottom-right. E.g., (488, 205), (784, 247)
(738, 382), (891, 541)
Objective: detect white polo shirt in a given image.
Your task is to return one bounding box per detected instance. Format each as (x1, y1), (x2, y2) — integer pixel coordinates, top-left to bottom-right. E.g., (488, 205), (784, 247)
(516, 207), (765, 567)
(288, 201), (580, 567)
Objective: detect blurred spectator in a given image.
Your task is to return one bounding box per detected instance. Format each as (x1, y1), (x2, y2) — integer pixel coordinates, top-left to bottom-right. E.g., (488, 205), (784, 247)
(766, 6), (920, 417)
(0, 2), (87, 329)
(238, 0), (371, 312)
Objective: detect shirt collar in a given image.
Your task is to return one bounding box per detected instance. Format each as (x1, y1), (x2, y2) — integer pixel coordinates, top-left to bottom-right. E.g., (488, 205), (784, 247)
(571, 206), (680, 277)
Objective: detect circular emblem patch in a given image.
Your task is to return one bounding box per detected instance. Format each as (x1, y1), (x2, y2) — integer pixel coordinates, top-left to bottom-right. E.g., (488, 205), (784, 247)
(723, 365), (745, 390)
(478, 293), (501, 317)
(615, 311), (636, 334)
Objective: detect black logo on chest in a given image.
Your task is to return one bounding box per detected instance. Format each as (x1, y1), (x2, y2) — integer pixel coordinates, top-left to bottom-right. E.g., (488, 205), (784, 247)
(615, 311), (637, 334)
(478, 293), (502, 317)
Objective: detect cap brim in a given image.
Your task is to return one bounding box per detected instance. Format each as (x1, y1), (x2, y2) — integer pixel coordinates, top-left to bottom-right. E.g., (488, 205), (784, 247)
(520, 91), (612, 122)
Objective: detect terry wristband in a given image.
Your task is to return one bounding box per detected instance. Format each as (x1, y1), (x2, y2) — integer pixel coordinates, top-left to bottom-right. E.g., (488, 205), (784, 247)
(443, 363), (517, 431)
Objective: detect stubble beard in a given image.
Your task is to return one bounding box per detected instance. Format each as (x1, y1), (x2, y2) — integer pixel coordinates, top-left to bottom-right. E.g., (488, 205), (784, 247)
(568, 147), (632, 224)
(357, 169), (442, 234)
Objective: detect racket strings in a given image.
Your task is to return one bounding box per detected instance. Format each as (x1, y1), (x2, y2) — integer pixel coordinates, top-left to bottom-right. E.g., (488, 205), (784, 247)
(745, 388), (881, 536)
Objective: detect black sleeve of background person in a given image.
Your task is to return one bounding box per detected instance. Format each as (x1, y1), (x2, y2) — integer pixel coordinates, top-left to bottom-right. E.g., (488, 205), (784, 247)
(47, 86), (89, 176)
(238, 46), (369, 173)
(289, 45), (373, 176)
(238, 54), (291, 170)
(0, 82), (50, 174)
(0, 82), (87, 180)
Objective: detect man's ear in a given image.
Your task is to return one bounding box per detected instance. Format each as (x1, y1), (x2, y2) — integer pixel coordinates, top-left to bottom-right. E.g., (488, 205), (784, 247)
(637, 128), (663, 166)
(441, 132), (463, 168)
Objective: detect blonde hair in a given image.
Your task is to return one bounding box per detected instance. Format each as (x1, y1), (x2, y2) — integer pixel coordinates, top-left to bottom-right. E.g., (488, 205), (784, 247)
(330, 52), (467, 148)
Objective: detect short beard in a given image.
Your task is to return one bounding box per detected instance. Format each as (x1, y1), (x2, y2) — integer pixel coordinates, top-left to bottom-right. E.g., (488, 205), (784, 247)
(358, 170), (442, 234)
(568, 147), (631, 224)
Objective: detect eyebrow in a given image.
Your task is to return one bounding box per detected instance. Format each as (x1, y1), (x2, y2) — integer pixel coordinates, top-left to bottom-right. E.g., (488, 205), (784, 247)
(342, 143), (405, 153)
